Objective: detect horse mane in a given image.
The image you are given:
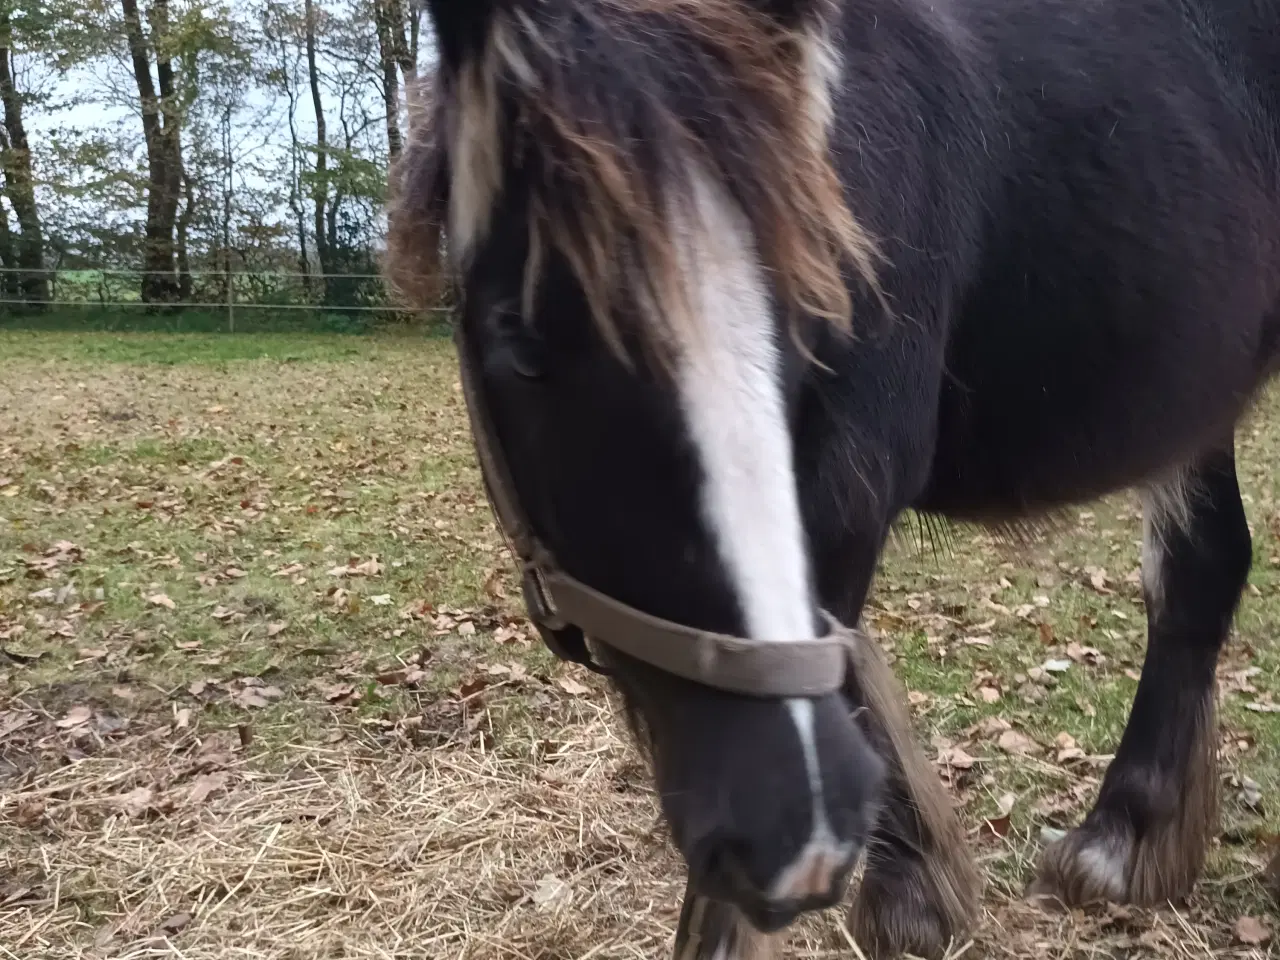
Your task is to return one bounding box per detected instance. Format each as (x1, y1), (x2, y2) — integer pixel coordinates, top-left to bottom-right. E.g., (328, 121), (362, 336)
(385, 0), (882, 360)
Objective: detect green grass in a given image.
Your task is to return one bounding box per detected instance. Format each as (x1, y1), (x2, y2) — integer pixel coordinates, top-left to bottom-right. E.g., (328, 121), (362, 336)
(3, 328), (1280, 957)
(0, 304), (453, 337)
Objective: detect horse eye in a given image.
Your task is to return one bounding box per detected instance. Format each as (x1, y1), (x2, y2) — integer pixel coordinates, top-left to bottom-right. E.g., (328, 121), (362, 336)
(508, 339), (547, 381)
(487, 305), (547, 381)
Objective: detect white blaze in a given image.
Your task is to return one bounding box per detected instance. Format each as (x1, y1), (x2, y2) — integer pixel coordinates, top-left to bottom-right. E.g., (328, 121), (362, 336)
(673, 169), (849, 904)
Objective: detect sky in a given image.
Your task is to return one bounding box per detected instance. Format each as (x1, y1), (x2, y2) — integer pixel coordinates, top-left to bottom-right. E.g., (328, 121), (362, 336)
(20, 0), (425, 256)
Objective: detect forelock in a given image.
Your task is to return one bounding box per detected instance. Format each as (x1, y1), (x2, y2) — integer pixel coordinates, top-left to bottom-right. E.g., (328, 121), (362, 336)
(385, 0), (883, 366)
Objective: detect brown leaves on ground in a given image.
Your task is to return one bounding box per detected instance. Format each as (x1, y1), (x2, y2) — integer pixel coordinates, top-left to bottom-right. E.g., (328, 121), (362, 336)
(10, 340), (1280, 958)
(114, 785), (170, 818)
(229, 678), (284, 710)
(55, 704), (93, 729)
(327, 557), (383, 578)
(1234, 915), (1272, 946)
(557, 677), (590, 696)
(187, 772), (229, 805)
(997, 729), (1041, 756)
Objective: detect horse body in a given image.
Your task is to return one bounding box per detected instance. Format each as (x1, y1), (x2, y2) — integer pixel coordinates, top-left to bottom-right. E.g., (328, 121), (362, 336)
(807, 0), (1280, 529)
(390, 0), (1280, 956)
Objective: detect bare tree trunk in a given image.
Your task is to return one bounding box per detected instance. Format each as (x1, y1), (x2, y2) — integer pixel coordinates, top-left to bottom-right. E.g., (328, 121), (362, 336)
(400, 0), (420, 113)
(0, 194), (18, 301)
(279, 40), (310, 293)
(151, 0), (184, 298)
(0, 20), (47, 306)
(374, 0), (402, 159)
(176, 168), (196, 300)
(303, 0), (329, 300)
(221, 101), (233, 325)
(121, 0), (180, 303)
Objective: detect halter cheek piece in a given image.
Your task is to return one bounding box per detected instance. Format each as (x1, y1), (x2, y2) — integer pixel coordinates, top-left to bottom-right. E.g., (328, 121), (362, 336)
(454, 325), (857, 699)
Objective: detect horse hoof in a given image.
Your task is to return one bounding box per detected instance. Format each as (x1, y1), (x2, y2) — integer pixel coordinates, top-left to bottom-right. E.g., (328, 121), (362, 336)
(1030, 806), (1208, 909)
(1032, 710), (1216, 910)
(848, 859), (970, 960)
(1029, 819), (1133, 908)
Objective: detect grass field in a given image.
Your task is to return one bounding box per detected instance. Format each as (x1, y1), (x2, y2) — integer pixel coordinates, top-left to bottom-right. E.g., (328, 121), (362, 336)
(3, 330), (1280, 959)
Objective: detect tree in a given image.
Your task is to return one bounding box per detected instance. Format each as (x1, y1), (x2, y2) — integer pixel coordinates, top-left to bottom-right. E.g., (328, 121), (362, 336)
(0, 194), (18, 298)
(0, 6), (47, 305)
(120, 0), (185, 302)
(303, 0), (329, 294)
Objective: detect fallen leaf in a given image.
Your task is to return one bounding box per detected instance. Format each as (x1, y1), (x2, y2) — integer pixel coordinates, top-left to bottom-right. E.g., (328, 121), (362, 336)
(457, 676), (488, 699)
(0, 879), (35, 906)
(0, 711), (34, 739)
(55, 705), (93, 729)
(937, 746), (977, 770)
(531, 874), (572, 909)
(157, 912), (193, 936)
(15, 800), (44, 827)
(1234, 916), (1271, 946)
(1239, 776), (1265, 814)
(1066, 641), (1103, 664)
(188, 773), (228, 805)
(313, 681), (359, 703)
(328, 558), (382, 578)
(231, 684), (283, 709)
(978, 686), (1001, 703)
(997, 730), (1040, 756)
(558, 677), (590, 696)
(1084, 566), (1113, 594)
(970, 716), (1012, 739)
(1042, 659), (1072, 673)
(1055, 732), (1086, 763)
(376, 666), (426, 687)
(266, 621), (288, 637)
(983, 814), (1012, 838)
(369, 594), (393, 606)
(148, 593), (176, 610)
(116, 786), (158, 818)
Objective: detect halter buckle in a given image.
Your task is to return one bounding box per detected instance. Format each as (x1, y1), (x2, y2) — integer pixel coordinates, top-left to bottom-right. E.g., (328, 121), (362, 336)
(520, 566), (610, 674)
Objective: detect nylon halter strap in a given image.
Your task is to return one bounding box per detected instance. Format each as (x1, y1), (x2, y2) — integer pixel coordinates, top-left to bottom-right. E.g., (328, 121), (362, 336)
(453, 325), (854, 699)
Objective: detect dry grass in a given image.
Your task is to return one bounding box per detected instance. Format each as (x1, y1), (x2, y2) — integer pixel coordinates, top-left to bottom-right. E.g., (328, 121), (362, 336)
(4, 331), (1280, 960)
(5, 695), (1275, 960)
(1, 701), (684, 960)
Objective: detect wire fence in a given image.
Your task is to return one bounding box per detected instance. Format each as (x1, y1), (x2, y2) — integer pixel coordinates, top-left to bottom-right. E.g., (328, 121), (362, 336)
(0, 266), (452, 334)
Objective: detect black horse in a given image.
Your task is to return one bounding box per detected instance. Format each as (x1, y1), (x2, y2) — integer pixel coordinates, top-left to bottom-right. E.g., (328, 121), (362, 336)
(387, 0), (1280, 956)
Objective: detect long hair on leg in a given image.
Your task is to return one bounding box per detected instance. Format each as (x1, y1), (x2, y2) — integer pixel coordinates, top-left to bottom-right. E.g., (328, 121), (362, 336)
(845, 627), (981, 958)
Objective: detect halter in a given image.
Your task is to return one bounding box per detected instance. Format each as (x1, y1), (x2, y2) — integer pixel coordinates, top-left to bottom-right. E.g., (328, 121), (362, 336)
(454, 324), (855, 699)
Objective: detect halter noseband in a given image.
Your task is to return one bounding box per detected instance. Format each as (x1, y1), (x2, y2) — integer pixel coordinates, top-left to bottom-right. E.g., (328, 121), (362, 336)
(453, 324), (855, 699)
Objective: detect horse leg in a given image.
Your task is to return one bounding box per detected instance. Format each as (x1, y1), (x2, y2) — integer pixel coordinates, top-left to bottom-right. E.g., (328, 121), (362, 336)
(846, 626), (981, 959)
(1032, 446), (1249, 906)
(672, 885), (776, 960)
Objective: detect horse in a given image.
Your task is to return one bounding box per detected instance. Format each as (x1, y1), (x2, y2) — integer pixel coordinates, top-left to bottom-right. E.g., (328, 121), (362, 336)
(385, 0), (1280, 956)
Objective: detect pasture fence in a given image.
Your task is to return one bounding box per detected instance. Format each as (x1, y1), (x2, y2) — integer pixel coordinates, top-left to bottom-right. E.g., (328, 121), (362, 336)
(0, 266), (452, 334)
